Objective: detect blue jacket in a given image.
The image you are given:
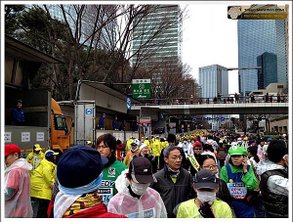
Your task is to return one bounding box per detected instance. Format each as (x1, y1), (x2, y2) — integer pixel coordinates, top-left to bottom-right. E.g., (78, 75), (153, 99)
(99, 116), (105, 128)
(11, 108), (25, 125)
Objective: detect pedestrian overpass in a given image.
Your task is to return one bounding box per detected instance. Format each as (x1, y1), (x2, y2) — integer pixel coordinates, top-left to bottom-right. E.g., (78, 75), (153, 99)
(129, 102), (288, 116)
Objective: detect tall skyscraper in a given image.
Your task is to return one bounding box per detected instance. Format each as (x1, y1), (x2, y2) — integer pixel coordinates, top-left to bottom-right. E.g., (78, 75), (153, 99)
(42, 4), (117, 48)
(257, 52), (278, 89)
(238, 20), (288, 95)
(198, 64), (229, 99)
(199, 64), (229, 131)
(132, 5), (182, 70)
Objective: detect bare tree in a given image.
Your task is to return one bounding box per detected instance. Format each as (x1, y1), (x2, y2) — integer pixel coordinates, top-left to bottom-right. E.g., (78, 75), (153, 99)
(10, 4), (187, 100)
(149, 57), (197, 103)
(99, 5), (186, 82)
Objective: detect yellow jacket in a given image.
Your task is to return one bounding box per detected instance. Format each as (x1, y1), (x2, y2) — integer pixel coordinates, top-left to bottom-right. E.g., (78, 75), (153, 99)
(151, 139), (162, 156)
(176, 199), (232, 218)
(143, 139), (151, 151)
(30, 158), (56, 200)
(123, 150), (140, 167)
(126, 139), (133, 153)
(26, 151), (45, 170)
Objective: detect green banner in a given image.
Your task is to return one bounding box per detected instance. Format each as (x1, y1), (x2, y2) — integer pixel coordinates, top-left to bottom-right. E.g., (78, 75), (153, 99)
(132, 79), (151, 99)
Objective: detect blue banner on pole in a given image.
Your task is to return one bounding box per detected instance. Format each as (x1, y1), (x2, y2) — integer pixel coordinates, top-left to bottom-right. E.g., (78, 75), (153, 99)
(126, 96), (132, 110)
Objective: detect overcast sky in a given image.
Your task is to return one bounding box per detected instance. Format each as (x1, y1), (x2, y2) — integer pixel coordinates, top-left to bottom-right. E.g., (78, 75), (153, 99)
(181, 1), (291, 94)
(1, 1), (291, 95)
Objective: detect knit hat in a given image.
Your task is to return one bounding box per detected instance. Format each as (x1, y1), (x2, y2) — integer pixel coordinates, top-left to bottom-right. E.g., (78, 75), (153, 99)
(129, 157), (156, 184)
(57, 145), (108, 188)
(194, 141), (202, 148)
(5, 144), (21, 157)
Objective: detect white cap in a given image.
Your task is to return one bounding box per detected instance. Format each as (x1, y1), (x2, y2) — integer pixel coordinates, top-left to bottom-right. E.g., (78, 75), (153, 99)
(231, 142), (238, 146)
(139, 143), (148, 151)
(201, 151), (218, 165)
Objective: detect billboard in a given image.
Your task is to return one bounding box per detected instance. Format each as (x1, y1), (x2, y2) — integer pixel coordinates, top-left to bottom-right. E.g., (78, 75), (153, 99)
(227, 4), (288, 20)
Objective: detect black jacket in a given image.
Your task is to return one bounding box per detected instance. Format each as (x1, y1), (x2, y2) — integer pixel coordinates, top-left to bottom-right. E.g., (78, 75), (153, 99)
(260, 169), (288, 218)
(150, 165), (195, 218)
(158, 147), (189, 171)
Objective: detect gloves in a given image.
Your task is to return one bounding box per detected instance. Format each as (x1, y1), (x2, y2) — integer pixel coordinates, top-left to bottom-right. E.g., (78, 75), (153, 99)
(198, 202), (215, 218)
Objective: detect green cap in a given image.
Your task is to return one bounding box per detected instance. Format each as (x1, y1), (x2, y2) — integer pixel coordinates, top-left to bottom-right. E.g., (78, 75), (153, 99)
(228, 145), (248, 156)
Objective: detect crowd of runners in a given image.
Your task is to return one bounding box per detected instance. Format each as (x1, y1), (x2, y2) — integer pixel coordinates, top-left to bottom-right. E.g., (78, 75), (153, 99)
(4, 129), (288, 218)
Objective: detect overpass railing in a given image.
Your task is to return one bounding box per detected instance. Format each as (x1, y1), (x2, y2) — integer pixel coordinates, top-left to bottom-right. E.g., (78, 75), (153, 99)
(132, 95), (288, 106)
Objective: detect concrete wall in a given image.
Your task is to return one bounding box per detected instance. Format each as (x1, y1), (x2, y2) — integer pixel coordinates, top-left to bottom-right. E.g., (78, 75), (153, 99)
(270, 118), (288, 133)
(80, 84), (127, 114)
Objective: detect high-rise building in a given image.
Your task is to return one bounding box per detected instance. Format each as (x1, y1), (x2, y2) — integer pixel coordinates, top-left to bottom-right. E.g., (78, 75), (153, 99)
(132, 5), (182, 70)
(199, 64), (229, 131)
(41, 4), (117, 48)
(198, 64), (229, 99)
(238, 20), (288, 95)
(257, 52), (278, 89)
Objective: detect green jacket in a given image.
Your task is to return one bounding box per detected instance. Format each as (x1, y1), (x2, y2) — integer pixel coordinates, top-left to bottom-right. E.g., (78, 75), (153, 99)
(220, 163), (258, 191)
(99, 160), (127, 206)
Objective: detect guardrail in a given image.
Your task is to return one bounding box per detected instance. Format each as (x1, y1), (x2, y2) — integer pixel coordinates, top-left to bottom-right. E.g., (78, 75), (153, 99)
(132, 95), (288, 106)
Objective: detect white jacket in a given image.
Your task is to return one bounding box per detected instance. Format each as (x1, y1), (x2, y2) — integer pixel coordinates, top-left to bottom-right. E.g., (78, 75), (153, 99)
(5, 158), (33, 217)
(257, 159), (288, 196)
(107, 169), (167, 218)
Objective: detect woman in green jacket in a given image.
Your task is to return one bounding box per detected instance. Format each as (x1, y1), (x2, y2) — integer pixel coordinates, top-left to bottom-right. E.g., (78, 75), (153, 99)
(220, 145), (258, 218)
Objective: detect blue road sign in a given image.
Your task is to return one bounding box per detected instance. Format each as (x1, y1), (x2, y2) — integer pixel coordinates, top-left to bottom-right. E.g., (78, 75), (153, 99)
(126, 96), (132, 110)
(85, 107), (93, 116)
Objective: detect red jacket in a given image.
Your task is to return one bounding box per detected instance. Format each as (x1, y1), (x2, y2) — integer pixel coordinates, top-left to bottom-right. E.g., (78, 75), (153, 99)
(64, 202), (127, 218)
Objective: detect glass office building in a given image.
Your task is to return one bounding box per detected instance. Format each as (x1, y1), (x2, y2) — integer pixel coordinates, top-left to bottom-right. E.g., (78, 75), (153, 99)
(41, 4), (117, 48)
(257, 52), (278, 89)
(238, 20), (288, 95)
(199, 64), (229, 131)
(198, 64), (229, 98)
(132, 5), (182, 70)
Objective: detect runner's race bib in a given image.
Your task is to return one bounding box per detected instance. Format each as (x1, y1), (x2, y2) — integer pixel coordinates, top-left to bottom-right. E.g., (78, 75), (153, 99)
(227, 182), (247, 199)
(127, 208), (155, 218)
(97, 187), (113, 206)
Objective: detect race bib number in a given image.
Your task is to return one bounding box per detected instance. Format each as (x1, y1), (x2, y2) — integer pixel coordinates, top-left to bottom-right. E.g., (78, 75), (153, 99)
(127, 208), (155, 218)
(227, 182), (247, 199)
(97, 187), (113, 206)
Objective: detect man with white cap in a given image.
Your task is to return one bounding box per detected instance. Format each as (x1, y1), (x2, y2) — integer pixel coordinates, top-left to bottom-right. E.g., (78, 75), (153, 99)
(108, 157), (167, 218)
(54, 145), (126, 218)
(139, 143), (157, 172)
(124, 139), (140, 166)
